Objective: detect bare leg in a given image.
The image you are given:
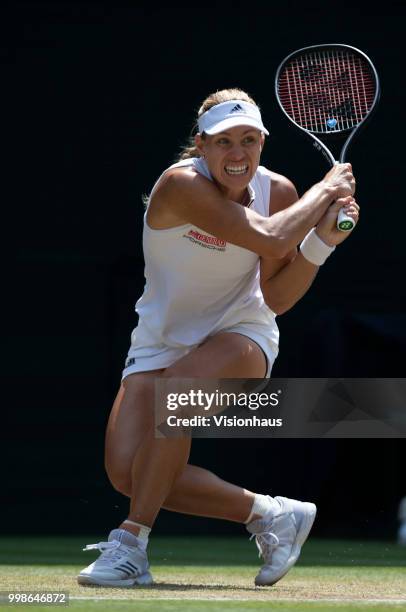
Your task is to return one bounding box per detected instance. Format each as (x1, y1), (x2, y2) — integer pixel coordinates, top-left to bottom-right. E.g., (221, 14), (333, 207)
(105, 374), (160, 479)
(163, 465), (255, 522)
(126, 435), (192, 527)
(105, 332), (266, 529)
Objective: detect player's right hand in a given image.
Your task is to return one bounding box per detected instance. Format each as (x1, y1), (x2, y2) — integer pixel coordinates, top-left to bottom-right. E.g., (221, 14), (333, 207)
(322, 163), (356, 198)
(316, 196), (360, 246)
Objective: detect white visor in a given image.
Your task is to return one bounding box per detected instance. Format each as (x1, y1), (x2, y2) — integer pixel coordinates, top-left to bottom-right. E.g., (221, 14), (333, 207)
(198, 100), (269, 136)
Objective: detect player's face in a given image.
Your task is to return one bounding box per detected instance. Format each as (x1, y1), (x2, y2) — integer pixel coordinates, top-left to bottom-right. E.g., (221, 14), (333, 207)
(195, 126), (264, 202)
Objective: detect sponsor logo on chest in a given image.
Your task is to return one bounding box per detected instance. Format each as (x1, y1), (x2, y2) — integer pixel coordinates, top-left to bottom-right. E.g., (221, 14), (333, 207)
(183, 229), (227, 252)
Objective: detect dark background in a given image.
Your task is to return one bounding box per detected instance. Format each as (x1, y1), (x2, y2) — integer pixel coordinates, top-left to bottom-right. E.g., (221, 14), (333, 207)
(5, 1), (405, 538)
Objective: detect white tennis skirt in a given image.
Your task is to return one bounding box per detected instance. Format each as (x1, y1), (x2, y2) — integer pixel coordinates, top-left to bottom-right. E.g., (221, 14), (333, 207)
(122, 322), (279, 380)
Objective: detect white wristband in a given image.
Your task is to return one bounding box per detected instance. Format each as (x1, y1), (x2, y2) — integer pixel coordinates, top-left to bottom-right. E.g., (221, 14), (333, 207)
(300, 228), (335, 266)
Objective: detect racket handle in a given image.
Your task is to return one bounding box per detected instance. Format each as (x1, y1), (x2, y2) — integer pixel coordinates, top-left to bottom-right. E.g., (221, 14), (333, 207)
(333, 161), (355, 232)
(337, 207), (355, 232)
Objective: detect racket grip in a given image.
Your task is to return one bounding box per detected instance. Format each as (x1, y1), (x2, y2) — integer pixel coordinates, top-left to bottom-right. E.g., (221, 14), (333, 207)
(337, 207), (355, 232)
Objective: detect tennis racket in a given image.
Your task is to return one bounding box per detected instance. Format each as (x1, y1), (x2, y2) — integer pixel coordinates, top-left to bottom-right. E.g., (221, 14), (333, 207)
(275, 44), (380, 231)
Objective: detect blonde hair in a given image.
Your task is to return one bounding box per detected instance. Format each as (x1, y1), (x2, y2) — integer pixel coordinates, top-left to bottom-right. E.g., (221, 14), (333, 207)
(178, 88), (258, 160)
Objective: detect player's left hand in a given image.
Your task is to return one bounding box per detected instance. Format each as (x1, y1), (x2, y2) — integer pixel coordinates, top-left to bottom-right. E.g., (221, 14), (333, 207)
(315, 196), (359, 246)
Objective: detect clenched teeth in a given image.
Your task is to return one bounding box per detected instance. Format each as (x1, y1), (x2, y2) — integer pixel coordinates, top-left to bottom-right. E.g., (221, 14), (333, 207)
(225, 164), (248, 175)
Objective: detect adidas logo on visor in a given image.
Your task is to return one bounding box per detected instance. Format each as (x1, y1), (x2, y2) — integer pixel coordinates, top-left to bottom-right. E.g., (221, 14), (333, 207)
(197, 100), (269, 135)
(230, 103), (245, 113)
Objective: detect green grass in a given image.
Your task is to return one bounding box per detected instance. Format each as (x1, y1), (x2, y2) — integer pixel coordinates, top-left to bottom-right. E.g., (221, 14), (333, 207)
(0, 537), (405, 611)
(2, 604), (406, 612)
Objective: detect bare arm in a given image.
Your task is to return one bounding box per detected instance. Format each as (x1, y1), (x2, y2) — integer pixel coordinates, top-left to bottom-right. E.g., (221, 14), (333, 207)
(259, 176), (318, 314)
(260, 251), (319, 315)
(260, 182), (360, 315)
(151, 164), (355, 259)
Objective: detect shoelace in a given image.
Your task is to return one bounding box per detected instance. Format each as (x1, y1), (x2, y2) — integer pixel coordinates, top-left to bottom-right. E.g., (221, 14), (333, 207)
(249, 506), (296, 561)
(250, 531), (279, 562)
(83, 539), (125, 564)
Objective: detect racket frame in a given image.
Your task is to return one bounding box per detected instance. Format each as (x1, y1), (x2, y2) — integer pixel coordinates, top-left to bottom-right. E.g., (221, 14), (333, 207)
(274, 43), (380, 165)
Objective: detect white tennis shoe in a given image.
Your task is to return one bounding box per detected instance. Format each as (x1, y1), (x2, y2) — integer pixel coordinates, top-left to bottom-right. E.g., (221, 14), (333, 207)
(77, 529), (153, 587)
(247, 496), (316, 586)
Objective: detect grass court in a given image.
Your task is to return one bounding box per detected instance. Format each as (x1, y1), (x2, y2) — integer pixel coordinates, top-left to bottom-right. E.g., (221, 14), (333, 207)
(1, 536), (405, 611)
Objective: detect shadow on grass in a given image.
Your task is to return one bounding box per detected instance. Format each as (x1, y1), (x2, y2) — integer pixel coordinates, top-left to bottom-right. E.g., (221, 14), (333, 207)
(80, 582), (259, 593)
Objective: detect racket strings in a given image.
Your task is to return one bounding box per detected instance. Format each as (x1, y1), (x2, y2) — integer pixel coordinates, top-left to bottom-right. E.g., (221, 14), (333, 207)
(278, 49), (376, 133)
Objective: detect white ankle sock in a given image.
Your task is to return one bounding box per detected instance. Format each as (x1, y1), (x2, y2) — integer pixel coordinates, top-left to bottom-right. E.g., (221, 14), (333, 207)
(244, 494), (278, 524)
(122, 519), (151, 549)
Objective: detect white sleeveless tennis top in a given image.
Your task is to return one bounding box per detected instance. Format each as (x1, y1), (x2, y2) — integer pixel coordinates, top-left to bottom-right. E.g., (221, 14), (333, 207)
(132, 157), (279, 350)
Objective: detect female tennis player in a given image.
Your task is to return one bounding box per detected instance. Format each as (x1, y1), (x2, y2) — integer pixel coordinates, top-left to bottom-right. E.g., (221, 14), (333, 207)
(78, 89), (358, 587)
